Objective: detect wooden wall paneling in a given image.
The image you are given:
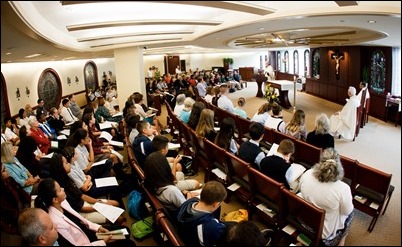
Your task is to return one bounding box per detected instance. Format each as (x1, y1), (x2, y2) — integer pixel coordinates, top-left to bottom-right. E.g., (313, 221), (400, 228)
(327, 84), (337, 101)
(319, 83), (328, 99)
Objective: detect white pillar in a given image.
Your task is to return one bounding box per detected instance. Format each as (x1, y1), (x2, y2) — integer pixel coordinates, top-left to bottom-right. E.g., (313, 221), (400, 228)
(114, 47), (146, 110)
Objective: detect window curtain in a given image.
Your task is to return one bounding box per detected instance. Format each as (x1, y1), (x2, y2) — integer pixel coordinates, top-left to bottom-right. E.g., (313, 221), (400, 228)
(391, 47), (401, 96)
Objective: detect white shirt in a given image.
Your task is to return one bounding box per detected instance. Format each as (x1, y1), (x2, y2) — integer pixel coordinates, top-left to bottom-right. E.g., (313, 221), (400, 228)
(4, 127), (18, 141)
(174, 104), (185, 116)
(217, 94), (235, 113)
(300, 169), (354, 240)
(60, 107), (78, 123)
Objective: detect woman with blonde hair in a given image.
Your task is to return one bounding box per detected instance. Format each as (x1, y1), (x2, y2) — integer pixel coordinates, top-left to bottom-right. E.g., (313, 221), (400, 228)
(300, 148), (354, 246)
(195, 109), (217, 142)
(285, 109), (307, 141)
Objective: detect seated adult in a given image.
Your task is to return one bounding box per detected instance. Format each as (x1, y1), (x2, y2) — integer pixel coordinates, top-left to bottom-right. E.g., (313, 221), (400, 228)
(329, 86), (360, 140)
(47, 107), (65, 134)
(34, 178), (135, 246)
(173, 93), (186, 116)
(307, 113), (335, 149)
(68, 94), (83, 120)
(29, 118), (51, 154)
(60, 98), (79, 124)
(238, 122), (265, 170)
(18, 208), (59, 246)
(264, 102), (286, 133)
(179, 97), (195, 124)
(299, 148), (354, 246)
(177, 181), (228, 246)
(187, 101), (206, 130)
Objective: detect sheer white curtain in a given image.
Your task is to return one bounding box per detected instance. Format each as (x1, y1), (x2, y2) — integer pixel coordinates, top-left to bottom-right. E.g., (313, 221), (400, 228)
(391, 47), (401, 96)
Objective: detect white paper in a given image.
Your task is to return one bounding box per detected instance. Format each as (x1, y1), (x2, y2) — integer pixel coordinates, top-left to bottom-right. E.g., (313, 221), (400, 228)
(99, 121), (115, 130)
(112, 112), (123, 118)
(148, 113), (156, 118)
(96, 228), (128, 239)
(51, 141), (59, 148)
(94, 177), (119, 187)
(212, 168), (227, 181)
(109, 140), (124, 147)
(65, 121), (75, 126)
(100, 131), (113, 142)
(91, 159), (108, 167)
(267, 143), (279, 156)
(111, 149), (124, 162)
(93, 202), (125, 223)
(56, 134), (67, 140)
(60, 129), (70, 136)
(214, 127), (220, 131)
(149, 107), (158, 112)
(282, 224), (297, 235)
(42, 152), (54, 159)
(227, 182), (241, 191)
(256, 203), (276, 217)
(168, 142), (181, 150)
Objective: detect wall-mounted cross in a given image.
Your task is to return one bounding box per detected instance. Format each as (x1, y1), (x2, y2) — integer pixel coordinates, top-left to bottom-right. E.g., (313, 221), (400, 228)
(331, 50), (344, 79)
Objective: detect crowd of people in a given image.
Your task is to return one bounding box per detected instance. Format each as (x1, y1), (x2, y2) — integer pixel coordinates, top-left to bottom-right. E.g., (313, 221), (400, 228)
(1, 66), (367, 246)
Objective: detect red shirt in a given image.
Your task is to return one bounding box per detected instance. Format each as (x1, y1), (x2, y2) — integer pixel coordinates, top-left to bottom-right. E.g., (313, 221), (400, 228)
(29, 127), (51, 154)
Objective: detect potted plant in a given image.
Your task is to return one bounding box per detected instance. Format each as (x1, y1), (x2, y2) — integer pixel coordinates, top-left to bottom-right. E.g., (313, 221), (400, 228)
(223, 58), (234, 65)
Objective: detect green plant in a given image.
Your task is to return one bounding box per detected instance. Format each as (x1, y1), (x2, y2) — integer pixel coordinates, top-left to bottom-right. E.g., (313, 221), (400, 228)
(223, 58), (234, 65)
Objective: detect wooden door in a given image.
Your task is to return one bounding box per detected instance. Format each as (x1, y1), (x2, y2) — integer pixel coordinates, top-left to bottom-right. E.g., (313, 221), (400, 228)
(164, 55), (180, 75)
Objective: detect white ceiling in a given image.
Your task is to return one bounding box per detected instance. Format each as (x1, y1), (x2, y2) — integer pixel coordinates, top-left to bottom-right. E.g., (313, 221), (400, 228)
(1, 1), (401, 63)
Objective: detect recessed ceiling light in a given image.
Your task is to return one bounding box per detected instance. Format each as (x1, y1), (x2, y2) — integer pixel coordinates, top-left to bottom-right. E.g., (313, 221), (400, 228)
(5, 52), (12, 55)
(258, 27), (265, 30)
(24, 53), (42, 58)
(367, 20), (376, 24)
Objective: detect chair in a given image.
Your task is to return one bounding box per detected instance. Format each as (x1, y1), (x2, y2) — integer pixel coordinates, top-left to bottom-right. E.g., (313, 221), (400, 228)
(352, 162), (395, 232)
(153, 93), (162, 116)
(354, 88), (366, 140)
(224, 151), (252, 204)
(248, 167), (285, 232)
(363, 97), (370, 125)
(280, 188), (325, 246)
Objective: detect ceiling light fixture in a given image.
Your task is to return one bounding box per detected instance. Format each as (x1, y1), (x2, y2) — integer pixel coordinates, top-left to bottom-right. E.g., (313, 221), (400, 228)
(24, 53), (42, 58)
(367, 20), (376, 24)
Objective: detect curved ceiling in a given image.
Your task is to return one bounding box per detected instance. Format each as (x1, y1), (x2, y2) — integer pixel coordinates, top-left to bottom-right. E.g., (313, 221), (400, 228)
(1, 1), (400, 63)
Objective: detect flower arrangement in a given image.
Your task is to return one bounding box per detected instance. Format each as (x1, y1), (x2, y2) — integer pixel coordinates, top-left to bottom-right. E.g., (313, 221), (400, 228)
(264, 83), (280, 104)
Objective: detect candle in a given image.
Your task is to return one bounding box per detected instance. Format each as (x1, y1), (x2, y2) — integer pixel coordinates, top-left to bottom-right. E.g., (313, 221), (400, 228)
(294, 76), (296, 81)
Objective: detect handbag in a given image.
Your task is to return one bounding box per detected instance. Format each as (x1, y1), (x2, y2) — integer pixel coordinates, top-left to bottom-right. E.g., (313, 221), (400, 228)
(131, 216), (154, 240)
(222, 209), (249, 222)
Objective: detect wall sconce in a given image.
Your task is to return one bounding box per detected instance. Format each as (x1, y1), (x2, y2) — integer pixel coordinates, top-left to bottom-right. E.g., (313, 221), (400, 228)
(25, 86), (30, 97)
(75, 76), (79, 83)
(67, 77), (71, 86)
(16, 88), (21, 100)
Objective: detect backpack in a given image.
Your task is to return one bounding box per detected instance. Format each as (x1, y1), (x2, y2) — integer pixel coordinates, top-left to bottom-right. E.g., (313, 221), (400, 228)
(127, 190), (147, 220)
(131, 216), (154, 240)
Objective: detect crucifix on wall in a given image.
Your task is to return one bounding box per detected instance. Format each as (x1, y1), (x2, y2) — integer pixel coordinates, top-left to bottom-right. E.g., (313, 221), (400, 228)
(331, 50), (344, 79)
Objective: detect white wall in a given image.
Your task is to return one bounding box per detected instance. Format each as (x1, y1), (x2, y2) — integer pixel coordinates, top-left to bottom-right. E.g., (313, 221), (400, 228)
(1, 58), (115, 116)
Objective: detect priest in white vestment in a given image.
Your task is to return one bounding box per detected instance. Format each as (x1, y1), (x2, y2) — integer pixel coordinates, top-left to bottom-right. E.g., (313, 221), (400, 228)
(330, 86), (360, 140)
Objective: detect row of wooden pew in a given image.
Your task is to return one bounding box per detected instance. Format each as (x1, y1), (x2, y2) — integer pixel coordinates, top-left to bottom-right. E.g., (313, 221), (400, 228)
(124, 127), (185, 246)
(165, 97), (394, 242)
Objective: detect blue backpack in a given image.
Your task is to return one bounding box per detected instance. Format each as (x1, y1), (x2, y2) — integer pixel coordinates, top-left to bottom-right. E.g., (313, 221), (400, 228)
(127, 190), (147, 220)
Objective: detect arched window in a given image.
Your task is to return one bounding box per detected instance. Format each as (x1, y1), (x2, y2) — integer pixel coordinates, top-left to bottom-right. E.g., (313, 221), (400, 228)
(84, 61), (99, 101)
(293, 50), (299, 75)
(284, 51), (289, 73)
(1, 73), (11, 124)
(304, 49), (310, 78)
(370, 50), (386, 93)
(312, 49), (320, 79)
(37, 68), (62, 110)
